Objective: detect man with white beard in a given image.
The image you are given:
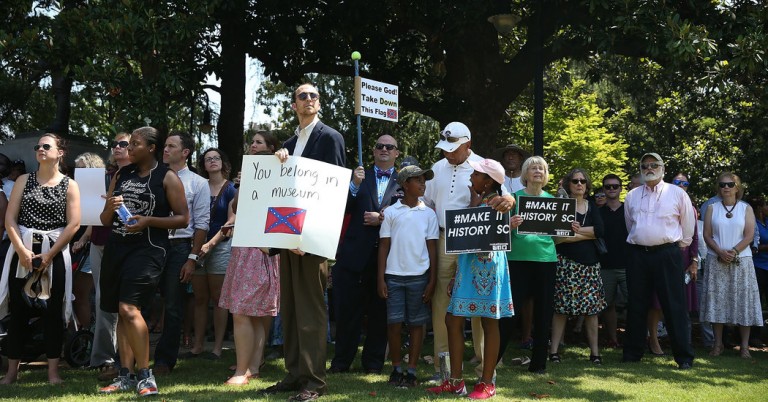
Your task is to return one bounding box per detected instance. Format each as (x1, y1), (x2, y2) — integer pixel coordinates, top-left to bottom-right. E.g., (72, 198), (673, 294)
(622, 152), (696, 370)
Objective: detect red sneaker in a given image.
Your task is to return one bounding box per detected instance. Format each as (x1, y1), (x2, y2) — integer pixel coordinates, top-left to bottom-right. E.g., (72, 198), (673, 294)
(426, 379), (467, 396)
(468, 382), (496, 399)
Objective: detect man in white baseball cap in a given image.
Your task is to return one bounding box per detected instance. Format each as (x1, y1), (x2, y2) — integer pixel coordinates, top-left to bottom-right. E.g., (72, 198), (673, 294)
(423, 122), (515, 384)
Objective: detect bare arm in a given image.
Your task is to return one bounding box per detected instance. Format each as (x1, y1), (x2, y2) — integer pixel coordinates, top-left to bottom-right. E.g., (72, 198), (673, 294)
(377, 237), (391, 299)
(5, 174), (34, 269)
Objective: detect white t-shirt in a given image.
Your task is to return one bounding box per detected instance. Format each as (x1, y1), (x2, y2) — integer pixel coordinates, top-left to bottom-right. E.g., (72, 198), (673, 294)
(503, 176), (524, 194)
(380, 200), (440, 276)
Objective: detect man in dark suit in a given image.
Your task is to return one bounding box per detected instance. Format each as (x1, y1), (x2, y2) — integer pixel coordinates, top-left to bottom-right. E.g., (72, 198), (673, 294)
(262, 83), (346, 402)
(329, 134), (400, 374)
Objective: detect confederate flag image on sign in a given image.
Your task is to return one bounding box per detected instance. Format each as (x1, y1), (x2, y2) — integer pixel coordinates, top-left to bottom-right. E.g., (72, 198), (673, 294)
(264, 207), (307, 235)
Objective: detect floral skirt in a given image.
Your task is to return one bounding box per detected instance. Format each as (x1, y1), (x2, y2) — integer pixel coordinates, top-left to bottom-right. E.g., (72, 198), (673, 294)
(553, 256), (606, 315)
(447, 252), (514, 319)
(700, 257), (763, 327)
(219, 247), (280, 317)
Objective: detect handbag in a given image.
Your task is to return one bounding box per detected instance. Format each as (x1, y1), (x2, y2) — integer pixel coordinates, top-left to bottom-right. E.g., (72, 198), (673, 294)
(594, 238), (608, 255)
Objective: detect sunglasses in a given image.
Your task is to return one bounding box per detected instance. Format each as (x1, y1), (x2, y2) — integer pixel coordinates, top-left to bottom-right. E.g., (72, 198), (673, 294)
(595, 193), (606, 198)
(374, 143), (397, 151)
(296, 92), (319, 101)
(33, 144), (54, 151)
(571, 179), (587, 185)
(439, 132), (467, 143)
(640, 162), (663, 170)
(603, 184), (620, 190)
(111, 140), (129, 149)
(719, 182), (736, 188)
(204, 155), (222, 163)
(673, 179), (690, 187)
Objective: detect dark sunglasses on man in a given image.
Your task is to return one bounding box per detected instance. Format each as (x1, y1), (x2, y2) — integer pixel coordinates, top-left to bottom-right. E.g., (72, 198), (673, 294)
(439, 131), (467, 143)
(603, 184), (620, 190)
(296, 92), (319, 101)
(672, 179), (689, 187)
(374, 143), (397, 151)
(111, 140), (129, 149)
(640, 162), (663, 170)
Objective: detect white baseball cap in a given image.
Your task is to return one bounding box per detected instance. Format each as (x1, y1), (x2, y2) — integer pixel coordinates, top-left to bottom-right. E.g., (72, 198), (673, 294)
(435, 122), (471, 152)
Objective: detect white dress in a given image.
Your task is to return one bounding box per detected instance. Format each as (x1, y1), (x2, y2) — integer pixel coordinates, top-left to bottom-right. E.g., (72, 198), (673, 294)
(700, 202), (763, 326)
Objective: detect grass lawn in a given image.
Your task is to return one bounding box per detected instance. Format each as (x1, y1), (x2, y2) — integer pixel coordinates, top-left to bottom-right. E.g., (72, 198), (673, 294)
(0, 341), (766, 401)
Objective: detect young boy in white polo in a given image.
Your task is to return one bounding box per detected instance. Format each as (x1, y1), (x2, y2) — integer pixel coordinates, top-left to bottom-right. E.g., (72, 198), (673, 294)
(377, 165), (439, 388)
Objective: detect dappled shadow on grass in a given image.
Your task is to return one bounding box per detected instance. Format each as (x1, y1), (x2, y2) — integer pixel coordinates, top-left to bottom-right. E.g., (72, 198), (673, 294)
(495, 346), (767, 401)
(2, 345), (767, 401)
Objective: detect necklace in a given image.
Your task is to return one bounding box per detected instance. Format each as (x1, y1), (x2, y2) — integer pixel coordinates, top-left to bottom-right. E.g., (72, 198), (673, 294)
(721, 201), (736, 219)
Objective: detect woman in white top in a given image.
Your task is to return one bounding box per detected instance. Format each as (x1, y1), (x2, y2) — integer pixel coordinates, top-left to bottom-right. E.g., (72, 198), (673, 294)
(701, 172), (763, 358)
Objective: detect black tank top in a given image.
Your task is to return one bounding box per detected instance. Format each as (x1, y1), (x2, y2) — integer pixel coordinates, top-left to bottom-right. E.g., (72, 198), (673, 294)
(110, 162), (171, 246)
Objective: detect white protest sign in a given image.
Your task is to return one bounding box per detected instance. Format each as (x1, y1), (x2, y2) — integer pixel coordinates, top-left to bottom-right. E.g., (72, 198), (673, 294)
(74, 168), (107, 226)
(354, 76), (399, 122)
(231, 155), (351, 259)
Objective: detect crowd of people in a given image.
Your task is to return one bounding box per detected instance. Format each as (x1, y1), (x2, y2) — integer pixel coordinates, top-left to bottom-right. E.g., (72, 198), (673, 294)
(0, 82), (765, 401)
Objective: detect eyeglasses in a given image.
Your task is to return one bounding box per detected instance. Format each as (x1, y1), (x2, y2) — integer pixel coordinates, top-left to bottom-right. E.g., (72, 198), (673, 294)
(439, 132), (467, 143)
(595, 193), (606, 198)
(719, 182), (736, 188)
(111, 140), (129, 149)
(570, 179), (587, 185)
(673, 179), (690, 187)
(603, 184), (620, 190)
(374, 143), (397, 151)
(296, 92), (319, 101)
(34, 144), (54, 151)
(205, 155), (222, 163)
(640, 162), (663, 170)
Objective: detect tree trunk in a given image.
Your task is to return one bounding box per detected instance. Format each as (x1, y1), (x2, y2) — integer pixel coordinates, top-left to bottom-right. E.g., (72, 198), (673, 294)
(46, 72), (72, 136)
(215, 1), (247, 177)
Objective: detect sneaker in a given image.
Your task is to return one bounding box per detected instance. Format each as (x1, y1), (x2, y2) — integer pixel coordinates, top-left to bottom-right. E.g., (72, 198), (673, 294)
(136, 368), (158, 397)
(387, 369), (403, 386)
(99, 368), (137, 394)
(424, 372), (442, 385)
(398, 372), (418, 388)
(426, 379), (467, 396)
(468, 382), (496, 399)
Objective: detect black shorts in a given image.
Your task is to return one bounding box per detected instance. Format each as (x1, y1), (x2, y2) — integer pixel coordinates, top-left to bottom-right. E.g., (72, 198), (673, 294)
(100, 237), (166, 313)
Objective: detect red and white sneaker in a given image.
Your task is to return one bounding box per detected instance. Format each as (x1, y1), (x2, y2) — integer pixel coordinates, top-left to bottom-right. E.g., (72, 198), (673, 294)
(468, 382), (496, 399)
(426, 379), (467, 396)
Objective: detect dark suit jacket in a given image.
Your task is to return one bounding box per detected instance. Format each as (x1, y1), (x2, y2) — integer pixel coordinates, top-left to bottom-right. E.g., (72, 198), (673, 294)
(335, 168), (400, 272)
(283, 120), (346, 167)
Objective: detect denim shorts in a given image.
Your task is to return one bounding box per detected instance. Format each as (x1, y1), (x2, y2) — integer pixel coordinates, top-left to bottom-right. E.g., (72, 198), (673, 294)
(385, 272), (430, 326)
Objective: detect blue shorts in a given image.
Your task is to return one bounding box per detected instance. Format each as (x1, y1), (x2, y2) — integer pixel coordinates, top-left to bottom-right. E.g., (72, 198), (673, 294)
(385, 272), (430, 326)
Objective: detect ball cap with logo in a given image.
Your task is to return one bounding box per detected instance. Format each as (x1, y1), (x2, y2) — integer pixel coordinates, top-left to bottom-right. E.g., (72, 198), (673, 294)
(397, 165), (434, 187)
(639, 152), (664, 165)
(435, 122), (471, 153)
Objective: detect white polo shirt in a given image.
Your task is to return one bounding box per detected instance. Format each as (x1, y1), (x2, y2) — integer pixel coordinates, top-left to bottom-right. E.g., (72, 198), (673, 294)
(380, 200), (439, 276)
(423, 151), (484, 228)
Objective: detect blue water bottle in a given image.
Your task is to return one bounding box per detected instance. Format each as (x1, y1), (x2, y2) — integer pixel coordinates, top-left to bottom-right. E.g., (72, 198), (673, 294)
(113, 191), (137, 225)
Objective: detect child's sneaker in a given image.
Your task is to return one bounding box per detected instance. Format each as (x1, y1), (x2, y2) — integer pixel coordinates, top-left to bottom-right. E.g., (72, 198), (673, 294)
(398, 372), (418, 388)
(426, 379), (467, 396)
(387, 369), (403, 386)
(136, 368), (159, 397)
(99, 368), (137, 394)
(468, 382), (496, 399)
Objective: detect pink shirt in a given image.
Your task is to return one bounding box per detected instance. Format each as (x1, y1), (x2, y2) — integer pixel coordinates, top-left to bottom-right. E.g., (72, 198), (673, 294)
(624, 180), (695, 247)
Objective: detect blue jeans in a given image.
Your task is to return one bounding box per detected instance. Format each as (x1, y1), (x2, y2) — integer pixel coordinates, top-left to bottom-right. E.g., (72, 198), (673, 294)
(153, 240), (191, 369)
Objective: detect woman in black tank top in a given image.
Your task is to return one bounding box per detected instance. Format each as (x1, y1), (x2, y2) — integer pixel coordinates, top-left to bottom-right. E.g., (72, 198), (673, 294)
(98, 126), (188, 396)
